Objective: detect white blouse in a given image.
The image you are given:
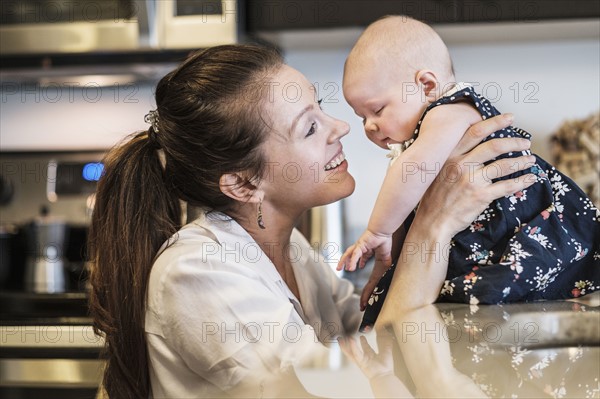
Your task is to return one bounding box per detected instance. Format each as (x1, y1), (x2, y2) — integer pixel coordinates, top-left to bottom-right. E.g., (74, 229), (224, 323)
(145, 212), (361, 398)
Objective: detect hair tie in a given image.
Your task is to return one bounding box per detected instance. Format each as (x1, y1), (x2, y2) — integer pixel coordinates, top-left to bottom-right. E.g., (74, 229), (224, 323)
(144, 110), (160, 133)
(144, 110), (161, 148)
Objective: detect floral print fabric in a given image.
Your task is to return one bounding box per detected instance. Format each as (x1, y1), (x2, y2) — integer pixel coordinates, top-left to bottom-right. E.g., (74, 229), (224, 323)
(360, 85), (600, 331)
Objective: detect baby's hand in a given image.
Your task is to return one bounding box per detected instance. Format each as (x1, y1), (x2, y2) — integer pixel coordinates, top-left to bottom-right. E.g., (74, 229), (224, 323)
(337, 230), (393, 272)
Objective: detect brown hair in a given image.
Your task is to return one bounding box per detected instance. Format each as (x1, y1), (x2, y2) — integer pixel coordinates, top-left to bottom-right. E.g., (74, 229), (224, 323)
(88, 44), (284, 398)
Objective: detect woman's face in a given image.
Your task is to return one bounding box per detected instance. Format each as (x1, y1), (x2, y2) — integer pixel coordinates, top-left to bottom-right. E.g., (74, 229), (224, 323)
(259, 65), (355, 214)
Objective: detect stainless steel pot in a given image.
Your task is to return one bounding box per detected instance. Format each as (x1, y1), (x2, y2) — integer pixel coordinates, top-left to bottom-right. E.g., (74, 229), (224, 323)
(24, 218), (67, 293)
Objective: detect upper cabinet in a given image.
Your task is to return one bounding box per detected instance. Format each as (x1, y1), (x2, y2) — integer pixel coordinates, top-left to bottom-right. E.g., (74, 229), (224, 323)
(245, 0), (600, 32)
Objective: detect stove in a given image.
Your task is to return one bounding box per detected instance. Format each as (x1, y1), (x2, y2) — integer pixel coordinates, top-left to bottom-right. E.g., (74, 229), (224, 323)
(0, 291), (104, 399)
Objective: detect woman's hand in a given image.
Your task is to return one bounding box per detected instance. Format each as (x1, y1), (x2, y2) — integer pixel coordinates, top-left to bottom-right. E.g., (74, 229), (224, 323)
(419, 113), (537, 238)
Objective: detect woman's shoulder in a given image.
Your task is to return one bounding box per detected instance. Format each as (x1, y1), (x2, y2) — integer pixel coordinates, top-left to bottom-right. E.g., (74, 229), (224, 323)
(150, 217), (263, 281)
(145, 219), (278, 332)
(152, 221), (219, 269)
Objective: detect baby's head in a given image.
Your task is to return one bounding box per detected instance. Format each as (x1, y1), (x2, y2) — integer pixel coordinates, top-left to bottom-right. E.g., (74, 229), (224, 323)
(343, 16), (455, 149)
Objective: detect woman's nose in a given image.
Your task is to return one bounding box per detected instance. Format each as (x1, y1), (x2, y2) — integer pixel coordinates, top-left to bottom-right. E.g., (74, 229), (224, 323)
(328, 118), (350, 143)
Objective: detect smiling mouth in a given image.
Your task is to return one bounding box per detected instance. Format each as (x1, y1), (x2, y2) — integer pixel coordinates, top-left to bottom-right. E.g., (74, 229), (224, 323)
(324, 151), (346, 171)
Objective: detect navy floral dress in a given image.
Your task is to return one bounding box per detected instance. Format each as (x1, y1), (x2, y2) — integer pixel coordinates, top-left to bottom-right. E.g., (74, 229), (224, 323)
(360, 84), (600, 331)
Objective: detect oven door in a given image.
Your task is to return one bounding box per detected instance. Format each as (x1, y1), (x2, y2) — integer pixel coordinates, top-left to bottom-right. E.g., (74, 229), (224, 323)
(0, 292), (105, 399)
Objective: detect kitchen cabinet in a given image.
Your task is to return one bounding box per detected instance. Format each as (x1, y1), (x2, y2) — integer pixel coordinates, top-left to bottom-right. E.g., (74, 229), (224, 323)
(245, 0), (600, 32)
(459, 0), (598, 22)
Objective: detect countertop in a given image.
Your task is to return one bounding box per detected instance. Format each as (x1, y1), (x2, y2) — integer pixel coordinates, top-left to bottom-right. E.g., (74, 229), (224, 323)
(300, 293), (600, 398)
(1, 291), (598, 398)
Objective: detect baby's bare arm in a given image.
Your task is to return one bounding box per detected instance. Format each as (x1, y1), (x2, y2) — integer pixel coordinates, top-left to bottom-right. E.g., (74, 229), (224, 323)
(367, 103), (482, 236)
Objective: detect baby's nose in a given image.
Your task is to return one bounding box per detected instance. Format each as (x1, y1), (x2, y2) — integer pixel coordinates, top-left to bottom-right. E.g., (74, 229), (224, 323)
(364, 119), (378, 134)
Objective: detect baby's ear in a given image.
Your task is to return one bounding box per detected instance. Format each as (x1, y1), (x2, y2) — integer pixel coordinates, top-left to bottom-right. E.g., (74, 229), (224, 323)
(219, 173), (262, 204)
(415, 70), (439, 103)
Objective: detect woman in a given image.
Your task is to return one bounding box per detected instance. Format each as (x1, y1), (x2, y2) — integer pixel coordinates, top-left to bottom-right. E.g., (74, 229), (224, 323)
(89, 44), (535, 398)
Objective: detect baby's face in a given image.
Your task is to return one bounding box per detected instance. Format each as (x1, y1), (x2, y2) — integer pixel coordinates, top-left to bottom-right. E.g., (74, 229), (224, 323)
(343, 62), (429, 149)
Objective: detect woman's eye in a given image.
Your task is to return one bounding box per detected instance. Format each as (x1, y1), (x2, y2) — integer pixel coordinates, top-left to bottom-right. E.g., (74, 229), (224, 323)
(306, 122), (317, 137)
(318, 99), (323, 110)
(375, 106), (384, 115)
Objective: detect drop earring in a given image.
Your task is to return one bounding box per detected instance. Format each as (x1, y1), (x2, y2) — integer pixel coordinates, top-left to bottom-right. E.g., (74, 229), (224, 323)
(257, 199), (266, 229)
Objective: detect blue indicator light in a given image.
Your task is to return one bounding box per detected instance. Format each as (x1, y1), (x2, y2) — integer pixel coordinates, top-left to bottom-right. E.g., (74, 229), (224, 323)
(82, 163), (104, 182)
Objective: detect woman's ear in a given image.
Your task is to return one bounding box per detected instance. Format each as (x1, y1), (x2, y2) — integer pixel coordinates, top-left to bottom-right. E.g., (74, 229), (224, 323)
(415, 70), (439, 103)
(219, 173), (262, 204)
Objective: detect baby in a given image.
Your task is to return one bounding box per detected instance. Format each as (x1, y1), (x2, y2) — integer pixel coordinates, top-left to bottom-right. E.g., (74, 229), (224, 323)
(337, 16), (600, 327)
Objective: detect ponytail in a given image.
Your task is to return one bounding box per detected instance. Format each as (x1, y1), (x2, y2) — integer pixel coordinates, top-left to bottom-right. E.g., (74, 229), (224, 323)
(89, 44), (284, 398)
(89, 131), (181, 399)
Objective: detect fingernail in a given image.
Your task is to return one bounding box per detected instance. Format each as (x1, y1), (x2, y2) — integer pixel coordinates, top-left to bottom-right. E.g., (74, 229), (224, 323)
(505, 113), (514, 123)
